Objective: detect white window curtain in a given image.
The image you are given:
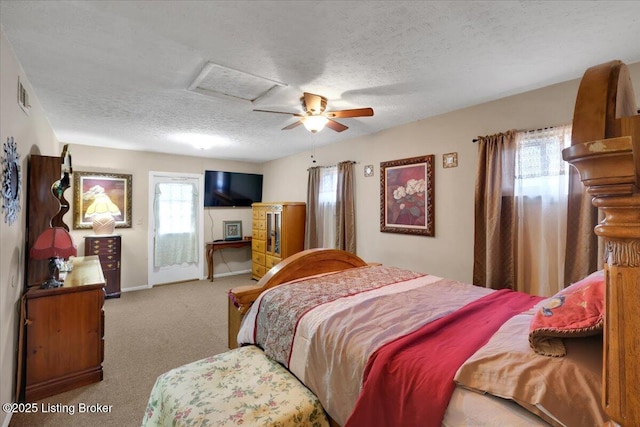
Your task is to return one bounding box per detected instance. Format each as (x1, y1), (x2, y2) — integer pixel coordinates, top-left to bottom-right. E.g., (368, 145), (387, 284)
(316, 166), (338, 248)
(514, 124), (572, 296)
(153, 182), (199, 267)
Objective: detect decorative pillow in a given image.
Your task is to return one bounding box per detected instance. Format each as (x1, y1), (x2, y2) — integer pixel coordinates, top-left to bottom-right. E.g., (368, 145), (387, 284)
(529, 270), (604, 357)
(529, 270), (605, 357)
(455, 312), (608, 427)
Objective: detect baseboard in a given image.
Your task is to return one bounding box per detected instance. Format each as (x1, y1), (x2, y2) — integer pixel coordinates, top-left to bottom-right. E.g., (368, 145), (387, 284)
(122, 272), (247, 291)
(121, 285), (150, 293)
(213, 269), (251, 279)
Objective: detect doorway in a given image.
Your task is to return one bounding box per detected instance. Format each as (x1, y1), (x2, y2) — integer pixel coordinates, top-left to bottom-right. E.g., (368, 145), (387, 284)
(148, 172), (204, 286)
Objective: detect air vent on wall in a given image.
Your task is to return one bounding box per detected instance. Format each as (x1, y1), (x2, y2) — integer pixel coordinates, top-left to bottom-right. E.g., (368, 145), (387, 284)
(187, 61), (286, 105)
(17, 77), (31, 115)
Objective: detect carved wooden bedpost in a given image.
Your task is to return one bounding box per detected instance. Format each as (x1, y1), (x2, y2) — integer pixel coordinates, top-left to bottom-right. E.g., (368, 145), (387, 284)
(562, 60), (640, 427)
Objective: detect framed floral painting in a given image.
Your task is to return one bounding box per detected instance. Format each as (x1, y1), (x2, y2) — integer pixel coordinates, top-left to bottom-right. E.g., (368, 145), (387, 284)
(380, 155), (435, 236)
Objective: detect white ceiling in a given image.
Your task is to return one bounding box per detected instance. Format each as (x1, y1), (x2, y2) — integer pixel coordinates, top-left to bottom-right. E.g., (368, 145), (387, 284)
(2, 1), (640, 163)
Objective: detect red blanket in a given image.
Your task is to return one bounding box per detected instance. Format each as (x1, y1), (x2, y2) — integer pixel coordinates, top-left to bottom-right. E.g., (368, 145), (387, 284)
(345, 289), (543, 427)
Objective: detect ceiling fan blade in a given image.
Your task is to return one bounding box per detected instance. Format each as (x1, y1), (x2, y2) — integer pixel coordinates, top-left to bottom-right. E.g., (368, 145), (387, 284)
(303, 93), (324, 114)
(253, 109), (303, 117)
(282, 120), (303, 130)
(325, 108), (374, 119)
(325, 119), (348, 132)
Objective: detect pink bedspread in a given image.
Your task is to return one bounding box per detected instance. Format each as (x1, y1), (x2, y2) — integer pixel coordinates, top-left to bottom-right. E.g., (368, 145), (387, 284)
(344, 289), (543, 427)
(253, 266), (425, 366)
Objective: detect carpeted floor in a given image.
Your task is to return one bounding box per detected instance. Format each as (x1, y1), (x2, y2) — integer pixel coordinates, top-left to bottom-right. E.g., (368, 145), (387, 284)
(9, 274), (255, 427)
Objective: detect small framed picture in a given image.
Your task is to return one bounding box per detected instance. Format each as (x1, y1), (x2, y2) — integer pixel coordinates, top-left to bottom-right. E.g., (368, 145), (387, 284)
(223, 221), (242, 241)
(364, 164), (374, 177)
(443, 152), (458, 168)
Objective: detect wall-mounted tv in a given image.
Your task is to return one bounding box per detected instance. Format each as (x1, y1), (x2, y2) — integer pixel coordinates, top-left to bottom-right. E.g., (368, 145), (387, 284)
(203, 170), (263, 207)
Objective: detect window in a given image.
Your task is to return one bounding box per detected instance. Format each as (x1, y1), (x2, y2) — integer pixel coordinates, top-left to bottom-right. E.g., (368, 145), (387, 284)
(156, 183), (195, 235)
(318, 166), (337, 204)
(515, 125), (572, 199)
(514, 124), (572, 296)
(153, 181), (199, 268)
(317, 166), (337, 248)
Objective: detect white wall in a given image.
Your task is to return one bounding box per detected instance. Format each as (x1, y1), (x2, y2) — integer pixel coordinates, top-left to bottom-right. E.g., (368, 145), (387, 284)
(263, 61), (640, 283)
(0, 28), (60, 426)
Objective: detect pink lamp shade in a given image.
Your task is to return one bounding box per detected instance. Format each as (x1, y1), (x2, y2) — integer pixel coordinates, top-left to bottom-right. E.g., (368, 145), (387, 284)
(30, 227), (77, 289)
(30, 227), (77, 260)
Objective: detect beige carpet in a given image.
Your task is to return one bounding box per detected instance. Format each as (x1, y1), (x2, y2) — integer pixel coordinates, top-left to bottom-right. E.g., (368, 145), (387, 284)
(9, 274), (255, 427)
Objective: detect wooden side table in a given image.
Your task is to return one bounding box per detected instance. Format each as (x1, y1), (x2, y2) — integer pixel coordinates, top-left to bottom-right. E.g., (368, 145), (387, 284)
(206, 239), (252, 281)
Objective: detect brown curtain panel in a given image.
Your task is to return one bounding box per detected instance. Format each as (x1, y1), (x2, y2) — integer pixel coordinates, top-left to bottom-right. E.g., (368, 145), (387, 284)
(564, 167), (598, 285)
(473, 130), (517, 290)
(336, 161), (356, 252)
(305, 166), (321, 249)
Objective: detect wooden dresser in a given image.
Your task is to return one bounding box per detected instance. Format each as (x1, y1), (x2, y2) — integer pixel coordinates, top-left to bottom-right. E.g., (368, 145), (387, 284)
(84, 235), (121, 298)
(251, 202), (305, 280)
(19, 256), (106, 402)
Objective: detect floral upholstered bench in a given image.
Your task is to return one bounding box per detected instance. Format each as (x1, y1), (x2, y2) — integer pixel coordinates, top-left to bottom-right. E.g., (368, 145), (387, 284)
(142, 345), (329, 426)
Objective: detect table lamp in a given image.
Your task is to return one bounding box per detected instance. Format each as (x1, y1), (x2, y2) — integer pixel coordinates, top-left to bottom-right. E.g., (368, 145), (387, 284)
(30, 227), (77, 288)
(84, 190), (121, 235)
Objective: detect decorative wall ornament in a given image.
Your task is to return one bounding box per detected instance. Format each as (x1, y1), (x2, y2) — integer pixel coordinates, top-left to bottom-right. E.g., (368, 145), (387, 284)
(380, 155), (435, 236)
(2, 136), (22, 225)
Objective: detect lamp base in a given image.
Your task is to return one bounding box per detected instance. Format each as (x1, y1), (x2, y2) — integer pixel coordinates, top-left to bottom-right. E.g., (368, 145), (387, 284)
(92, 213), (116, 235)
(40, 257), (62, 289)
(40, 277), (63, 289)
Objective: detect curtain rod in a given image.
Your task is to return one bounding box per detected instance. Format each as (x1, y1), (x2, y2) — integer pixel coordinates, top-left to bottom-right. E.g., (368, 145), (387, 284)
(472, 125), (559, 143)
(307, 160), (357, 171)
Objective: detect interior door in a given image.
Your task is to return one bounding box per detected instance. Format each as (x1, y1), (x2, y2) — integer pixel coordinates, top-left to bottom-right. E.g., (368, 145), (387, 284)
(148, 172), (204, 286)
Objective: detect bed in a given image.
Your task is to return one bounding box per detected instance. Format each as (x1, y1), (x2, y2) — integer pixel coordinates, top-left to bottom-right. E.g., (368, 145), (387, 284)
(229, 60), (640, 427)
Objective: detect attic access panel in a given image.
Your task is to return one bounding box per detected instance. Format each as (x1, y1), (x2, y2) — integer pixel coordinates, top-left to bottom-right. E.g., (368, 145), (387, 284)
(188, 61), (286, 104)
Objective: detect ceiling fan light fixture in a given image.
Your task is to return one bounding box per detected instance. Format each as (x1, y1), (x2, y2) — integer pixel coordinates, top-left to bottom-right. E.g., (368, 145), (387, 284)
(302, 115), (329, 133)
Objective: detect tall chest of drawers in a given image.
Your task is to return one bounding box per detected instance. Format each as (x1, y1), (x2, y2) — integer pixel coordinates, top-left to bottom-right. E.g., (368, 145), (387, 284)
(251, 202), (305, 280)
(84, 235), (122, 298)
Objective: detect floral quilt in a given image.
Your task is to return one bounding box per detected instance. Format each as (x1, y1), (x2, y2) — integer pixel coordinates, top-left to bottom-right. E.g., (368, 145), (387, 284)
(142, 345), (329, 427)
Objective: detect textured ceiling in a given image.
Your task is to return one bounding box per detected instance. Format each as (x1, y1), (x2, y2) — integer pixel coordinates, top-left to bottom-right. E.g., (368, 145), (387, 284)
(2, 1), (640, 163)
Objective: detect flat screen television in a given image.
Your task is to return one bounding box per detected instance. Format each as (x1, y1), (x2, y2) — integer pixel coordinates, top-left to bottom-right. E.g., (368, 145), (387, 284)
(203, 170), (263, 207)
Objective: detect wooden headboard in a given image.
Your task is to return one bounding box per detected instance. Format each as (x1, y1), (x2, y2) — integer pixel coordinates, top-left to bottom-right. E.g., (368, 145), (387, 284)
(562, 60), (639, 427)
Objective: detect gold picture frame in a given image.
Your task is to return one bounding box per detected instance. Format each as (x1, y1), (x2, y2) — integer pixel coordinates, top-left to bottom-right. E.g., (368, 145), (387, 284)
(443, 152), (458, 168)
(380, 155), (435, 236)
(73, 171), (132, 229)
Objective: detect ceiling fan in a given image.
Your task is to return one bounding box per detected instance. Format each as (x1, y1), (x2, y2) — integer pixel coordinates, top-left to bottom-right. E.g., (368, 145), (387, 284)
(253, 92), (374, 133)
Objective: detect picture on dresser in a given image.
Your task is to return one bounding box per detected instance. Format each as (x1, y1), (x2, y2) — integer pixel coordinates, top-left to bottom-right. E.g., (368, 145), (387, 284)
(73, 171), (132, 229)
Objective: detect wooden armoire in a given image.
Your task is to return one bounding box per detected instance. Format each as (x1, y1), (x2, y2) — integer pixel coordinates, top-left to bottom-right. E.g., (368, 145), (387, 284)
(250, 202), (305, 280)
